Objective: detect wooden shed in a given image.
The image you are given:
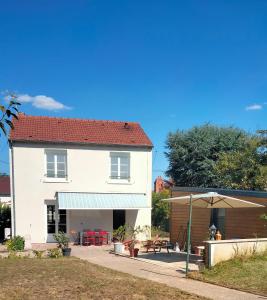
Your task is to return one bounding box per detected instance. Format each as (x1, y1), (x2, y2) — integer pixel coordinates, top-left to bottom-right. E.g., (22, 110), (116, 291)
(170, 187), (267, 249)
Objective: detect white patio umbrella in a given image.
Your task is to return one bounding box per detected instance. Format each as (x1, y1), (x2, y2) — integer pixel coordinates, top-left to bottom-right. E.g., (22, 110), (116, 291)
(162, 192), (264, 275)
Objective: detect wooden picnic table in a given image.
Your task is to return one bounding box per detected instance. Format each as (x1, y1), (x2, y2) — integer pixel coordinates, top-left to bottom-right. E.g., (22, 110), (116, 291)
(143, 239), (173, 253)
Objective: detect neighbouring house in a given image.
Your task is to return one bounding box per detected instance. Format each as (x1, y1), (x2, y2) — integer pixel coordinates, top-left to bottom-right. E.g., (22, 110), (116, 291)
(154, 176), (173, 193)
(9, 114), (153, 243)
(0, 175), (11, 205)
(170, 186), (267, 249)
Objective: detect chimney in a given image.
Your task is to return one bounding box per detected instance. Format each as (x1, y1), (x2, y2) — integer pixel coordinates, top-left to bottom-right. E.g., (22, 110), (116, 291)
(124, 122), (130, 129)
(154, 176), (164, 193)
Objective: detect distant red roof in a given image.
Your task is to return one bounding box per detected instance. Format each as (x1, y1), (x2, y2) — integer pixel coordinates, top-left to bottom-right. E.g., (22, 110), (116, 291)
(0, 176), (10, 196)
(9, 114), (153, 147)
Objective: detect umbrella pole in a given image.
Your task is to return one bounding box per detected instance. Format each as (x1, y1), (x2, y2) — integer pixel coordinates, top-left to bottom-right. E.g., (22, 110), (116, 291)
(186, 194), (193, 276)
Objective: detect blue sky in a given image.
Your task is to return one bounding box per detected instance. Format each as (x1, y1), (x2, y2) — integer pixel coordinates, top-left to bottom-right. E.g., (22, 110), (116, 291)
(0, 0), (267, 178)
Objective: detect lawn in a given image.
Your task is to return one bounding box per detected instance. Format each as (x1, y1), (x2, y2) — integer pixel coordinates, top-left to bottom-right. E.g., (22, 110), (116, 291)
(189, 251), (267, 296)
(0, 257), (205, 300)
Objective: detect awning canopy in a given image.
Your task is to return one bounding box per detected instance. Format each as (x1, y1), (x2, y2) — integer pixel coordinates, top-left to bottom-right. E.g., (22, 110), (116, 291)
(57, 192), (149, 210)
(162, 192), (265, 208)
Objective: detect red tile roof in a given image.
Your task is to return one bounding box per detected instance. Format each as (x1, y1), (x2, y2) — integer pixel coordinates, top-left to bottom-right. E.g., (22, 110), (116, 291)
(0, 176), (10, 196)
(9, 114), (153, 147)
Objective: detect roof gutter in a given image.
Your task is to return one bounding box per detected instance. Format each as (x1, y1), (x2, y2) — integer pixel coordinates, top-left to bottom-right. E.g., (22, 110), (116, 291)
(9, 139), (153, 149)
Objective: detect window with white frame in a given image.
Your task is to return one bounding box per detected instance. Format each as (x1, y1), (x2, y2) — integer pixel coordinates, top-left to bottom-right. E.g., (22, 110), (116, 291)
(45, 150), (67, 178)
(110, 152), (130, 179)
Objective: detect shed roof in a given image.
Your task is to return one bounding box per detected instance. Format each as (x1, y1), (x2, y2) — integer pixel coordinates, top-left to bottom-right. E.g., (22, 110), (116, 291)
(172, 186), (267, 199)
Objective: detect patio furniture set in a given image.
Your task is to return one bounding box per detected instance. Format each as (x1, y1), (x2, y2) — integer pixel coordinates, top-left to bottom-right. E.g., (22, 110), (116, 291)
(79, 230), (112, 246)
(143, 239), (173, 253)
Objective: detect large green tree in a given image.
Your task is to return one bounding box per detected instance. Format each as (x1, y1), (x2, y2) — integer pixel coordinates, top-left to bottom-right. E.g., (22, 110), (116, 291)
(165, 124), (250, 188)
(215, 138), (267, 190)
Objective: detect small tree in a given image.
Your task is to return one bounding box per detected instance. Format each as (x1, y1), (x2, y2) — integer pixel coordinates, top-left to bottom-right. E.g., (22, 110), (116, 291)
(53, 231), (70, 249)
(152, 189), (170, 231)
(0, 94), (20, 138)
(113, 225), (127, 242)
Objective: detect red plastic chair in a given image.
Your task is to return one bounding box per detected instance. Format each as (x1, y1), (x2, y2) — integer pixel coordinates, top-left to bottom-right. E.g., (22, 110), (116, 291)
(83, 231), (96, 246)
(98, 231), (108, 245)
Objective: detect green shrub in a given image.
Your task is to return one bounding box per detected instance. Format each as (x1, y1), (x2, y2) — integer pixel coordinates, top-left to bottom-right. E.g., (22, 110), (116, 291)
(47, 248), (62, 258)
(53, 231), (69, 249)
(6, 235), (25, 251)
(32, 250), (46, 259)
(0, 203), (11, 241)
(152, 190), (170, 232)
(113, 225), (127, 242)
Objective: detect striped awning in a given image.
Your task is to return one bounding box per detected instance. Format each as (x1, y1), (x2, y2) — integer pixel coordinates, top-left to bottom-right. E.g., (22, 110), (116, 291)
(57, 192), (149, 209)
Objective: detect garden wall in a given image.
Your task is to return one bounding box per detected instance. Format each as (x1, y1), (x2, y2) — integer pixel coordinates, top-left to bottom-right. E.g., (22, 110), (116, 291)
(204, 238), (267, 267)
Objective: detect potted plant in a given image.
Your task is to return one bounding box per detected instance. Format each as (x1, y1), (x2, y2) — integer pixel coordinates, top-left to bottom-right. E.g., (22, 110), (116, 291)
(53, 231), (71, 256)
(126, 225), (144, 257)
(128, 241), (139, 257)
(113, 225), (126, 254)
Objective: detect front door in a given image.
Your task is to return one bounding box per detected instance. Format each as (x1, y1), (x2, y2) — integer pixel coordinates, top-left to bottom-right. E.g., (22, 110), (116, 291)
(113, 210), (125, 230)
(46, 205), (67, 242)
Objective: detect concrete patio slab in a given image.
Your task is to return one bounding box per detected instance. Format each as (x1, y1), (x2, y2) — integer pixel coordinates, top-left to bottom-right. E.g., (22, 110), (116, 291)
(71, 245), (265, 300)
(136, 250), (200, 272)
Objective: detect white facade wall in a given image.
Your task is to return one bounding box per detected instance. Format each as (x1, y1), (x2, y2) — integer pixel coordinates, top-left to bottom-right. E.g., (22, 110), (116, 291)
(68, 209), (151, 241)
(10, 143), (152, 243)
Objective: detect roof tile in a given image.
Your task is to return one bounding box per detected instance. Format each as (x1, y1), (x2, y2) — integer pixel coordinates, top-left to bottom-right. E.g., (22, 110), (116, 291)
(9, 114), (153, 147)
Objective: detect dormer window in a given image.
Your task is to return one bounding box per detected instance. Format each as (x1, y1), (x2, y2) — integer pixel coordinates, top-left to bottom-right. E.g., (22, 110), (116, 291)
(45, 150), (67, 178)
(110, 152), (130, 180)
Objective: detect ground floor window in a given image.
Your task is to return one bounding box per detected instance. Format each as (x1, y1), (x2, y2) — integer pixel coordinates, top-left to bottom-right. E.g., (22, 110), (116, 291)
(47, 205), (67, 234)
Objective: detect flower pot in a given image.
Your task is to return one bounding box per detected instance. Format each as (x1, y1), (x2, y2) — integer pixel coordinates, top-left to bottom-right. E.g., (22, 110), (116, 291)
(62, 248), (72, 256)
(114, 242), (125, 254)
(129, 248), (139, 257)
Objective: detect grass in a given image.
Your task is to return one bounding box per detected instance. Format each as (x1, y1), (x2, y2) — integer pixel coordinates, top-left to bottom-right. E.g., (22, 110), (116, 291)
(189, 251), (267, 296)
(0, 257), (205, 300)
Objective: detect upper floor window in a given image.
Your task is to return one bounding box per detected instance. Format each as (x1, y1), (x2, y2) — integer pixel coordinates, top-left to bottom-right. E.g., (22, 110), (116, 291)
(110, 152), (130, 180)
(45, 150), (67, 178)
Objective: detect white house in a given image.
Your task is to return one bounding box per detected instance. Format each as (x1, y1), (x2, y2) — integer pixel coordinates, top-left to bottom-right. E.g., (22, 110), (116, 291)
(9, 114), (152, 243)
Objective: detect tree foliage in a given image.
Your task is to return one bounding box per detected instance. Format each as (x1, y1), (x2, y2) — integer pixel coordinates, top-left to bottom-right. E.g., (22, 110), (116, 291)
(165, 124), (249, 187)
(152, 189), (170, 231)
(0, 203), (11, 241)
(215, 138), (267, 190)
(0, 94), (20, 137)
